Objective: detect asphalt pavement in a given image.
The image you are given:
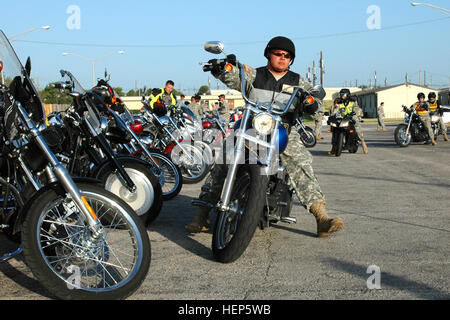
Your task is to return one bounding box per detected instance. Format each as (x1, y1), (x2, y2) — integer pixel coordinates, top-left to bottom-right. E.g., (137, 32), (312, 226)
(1, 123), (449, 300)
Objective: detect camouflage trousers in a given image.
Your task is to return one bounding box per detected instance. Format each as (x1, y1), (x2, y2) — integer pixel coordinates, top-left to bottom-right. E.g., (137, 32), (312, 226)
(418, 114), (434, 140)
(377, 115), (386, 130)
(312, 112), (323, 137)
(352, 115), (365, 142)
(197, 130), (325, 211)
(438, 116), (447, 135)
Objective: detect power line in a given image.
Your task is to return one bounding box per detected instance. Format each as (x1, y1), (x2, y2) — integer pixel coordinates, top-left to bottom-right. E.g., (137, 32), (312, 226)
(14, 17), (450, 49)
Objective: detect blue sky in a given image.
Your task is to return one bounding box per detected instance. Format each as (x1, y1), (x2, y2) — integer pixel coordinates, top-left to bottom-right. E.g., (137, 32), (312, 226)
(2, 0), (449, 94)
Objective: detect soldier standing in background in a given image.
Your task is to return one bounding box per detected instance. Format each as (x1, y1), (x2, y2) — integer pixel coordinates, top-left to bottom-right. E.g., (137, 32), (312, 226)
(377, 102), (386, 132)
(218, 94), (230, 128)
(189, 94), (203, 118)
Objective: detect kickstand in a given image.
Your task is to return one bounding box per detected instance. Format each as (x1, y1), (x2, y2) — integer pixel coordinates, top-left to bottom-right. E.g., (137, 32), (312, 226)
(0, 246), (23, 262)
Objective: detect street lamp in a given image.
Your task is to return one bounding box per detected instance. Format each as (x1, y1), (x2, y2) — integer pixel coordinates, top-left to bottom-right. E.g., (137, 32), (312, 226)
(9, 25), (51, 41)
(62, 50), (125, 87)
(411, 2), (450, 16)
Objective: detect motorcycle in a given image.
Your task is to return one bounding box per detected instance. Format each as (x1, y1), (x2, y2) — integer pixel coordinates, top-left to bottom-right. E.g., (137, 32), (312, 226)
(50, 70), (163, 226)
(0, 30), (150, 299)
(138, 95), (212, 184)
(394, 105), (440, 147)
(197, 41), (326, 263)
(327, 110), (359, 156)
(295, 116), (316, 148)
(89, 78), (183, 201)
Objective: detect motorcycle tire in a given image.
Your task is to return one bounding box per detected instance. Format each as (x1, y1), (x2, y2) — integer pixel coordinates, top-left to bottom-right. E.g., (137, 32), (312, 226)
(21, 183), (151, 300)
(170, 143), (211, 184)
(148, 152), (183, 201)
(212, 165), (268, 263)
(96, 160), (163, 226)
(394, 124), (411, 147)
(299, 126), (317, 148)
(335, 132), (344, 157)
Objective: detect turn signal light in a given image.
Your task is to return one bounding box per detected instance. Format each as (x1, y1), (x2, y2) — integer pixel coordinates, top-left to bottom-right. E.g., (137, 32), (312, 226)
(225, 64), (233, 72)
(306, 96), (315, 105)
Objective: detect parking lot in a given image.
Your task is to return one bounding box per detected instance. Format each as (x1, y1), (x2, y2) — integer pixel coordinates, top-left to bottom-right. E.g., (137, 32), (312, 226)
(1, 123), (449, 300)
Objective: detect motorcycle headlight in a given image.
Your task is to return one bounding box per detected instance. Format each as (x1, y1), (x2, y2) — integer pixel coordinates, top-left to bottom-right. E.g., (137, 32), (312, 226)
(330, 123), (337, 127)
(253, 113), (275, 136)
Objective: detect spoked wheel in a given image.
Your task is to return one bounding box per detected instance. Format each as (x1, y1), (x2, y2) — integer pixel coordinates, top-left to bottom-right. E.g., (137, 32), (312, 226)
(212, 165), (268, 263)
(21, 183), (150, 300)
(147, 152), (183, 201)
(170, 143), (211, 184)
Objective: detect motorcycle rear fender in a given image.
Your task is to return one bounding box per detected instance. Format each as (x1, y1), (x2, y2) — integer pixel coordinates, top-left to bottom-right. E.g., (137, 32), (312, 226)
(12, 177), (102, 235)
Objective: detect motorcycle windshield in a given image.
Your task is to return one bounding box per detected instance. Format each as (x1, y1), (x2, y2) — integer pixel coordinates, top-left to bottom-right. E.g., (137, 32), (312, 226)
(60, 69), (86, 94)
(0, 30), (44, 122)
(181, 105), (199, 122)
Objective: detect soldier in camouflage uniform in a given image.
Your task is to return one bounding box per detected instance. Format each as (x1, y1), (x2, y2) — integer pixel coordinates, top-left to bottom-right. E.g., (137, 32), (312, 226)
(188, 94), (203, 118)
(218, 94), (230, 128)
(311, 109), (324, 140)
(186, 36), (343, 238)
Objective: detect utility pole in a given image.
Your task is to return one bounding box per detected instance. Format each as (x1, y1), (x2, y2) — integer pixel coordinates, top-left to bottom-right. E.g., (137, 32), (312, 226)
(419, 70), (422, 86)
(356, 80), (358, 87)
(320, 51), (324, 86)
(424, 70), (426, 87)
(385, 77), (387, 87)
(312, 61), (317, 86)
(374, 71), (377, 88)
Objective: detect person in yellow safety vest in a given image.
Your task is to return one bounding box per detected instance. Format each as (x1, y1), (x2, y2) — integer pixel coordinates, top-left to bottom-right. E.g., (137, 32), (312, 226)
(428, 92), (448, 142)
(411, 92), (436, 146)
(329, 88), (368, 155)
(149, 80), (177, 116)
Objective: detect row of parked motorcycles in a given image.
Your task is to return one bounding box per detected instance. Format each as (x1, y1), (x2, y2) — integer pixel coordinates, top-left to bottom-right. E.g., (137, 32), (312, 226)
(0, 31), (328, 299)
(0, 30), (240, 299)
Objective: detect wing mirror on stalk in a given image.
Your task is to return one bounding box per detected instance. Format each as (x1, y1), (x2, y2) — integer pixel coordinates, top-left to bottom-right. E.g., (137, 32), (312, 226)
(309, 85), (326, 100)
(25, 57), (31, 76)
(204, 41), (224, 54)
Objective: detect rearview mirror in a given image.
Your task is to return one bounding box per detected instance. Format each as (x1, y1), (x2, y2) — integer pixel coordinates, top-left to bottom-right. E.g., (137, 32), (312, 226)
(25, 57), (31, 77)
(204, 41), (224, 54)
(309, 85), (326, 100)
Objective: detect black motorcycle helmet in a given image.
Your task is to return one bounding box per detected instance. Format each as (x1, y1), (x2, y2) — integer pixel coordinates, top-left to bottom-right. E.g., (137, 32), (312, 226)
(339, 88), (351, 100)
(428, 92), (436, 100)
(264, 36), (296, 65)
(92, 83), (114, 105)
(417, 92), (426, 100)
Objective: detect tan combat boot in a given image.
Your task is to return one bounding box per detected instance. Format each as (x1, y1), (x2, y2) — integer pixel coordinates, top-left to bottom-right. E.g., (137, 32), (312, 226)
(317, 135), (324, 140)
(309, 200), (344, 238)
(443, 132), (449, 142)
(431, 139), (438, 146)
(361, 141), (369, 154)
(185, 208), (211, 233)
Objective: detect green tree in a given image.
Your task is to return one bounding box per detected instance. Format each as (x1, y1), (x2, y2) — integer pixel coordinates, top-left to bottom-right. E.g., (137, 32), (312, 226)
(197, 85), (210, 96)
(39, 84), (72, 104)
(113, 87), (125, 96)
(126, 89), (137, 96)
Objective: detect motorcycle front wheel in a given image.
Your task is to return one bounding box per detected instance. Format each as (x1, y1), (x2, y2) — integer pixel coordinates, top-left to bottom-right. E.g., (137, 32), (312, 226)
(97, 160), (163, 226)
(212, 165), (268, 263)
(170, 143), (211, 184)
(299, 126), (317, 148)
(21, 183), (151, 300)
(148, 152), (183, 201)
(334, 131), (344, 157)
(394, 124), (411, 147)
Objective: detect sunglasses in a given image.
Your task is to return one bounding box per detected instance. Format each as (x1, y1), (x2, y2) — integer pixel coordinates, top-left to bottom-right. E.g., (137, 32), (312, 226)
(271, 51), (292, 59)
